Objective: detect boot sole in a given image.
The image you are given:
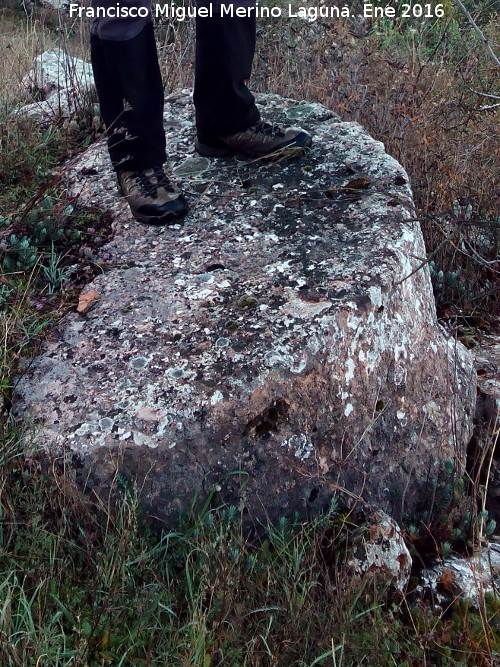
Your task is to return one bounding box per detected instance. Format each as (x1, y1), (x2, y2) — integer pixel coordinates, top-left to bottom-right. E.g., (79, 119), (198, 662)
(134, 197), (189, 225)
(194, 140), (235, 158)
(135, 210), (186, 225)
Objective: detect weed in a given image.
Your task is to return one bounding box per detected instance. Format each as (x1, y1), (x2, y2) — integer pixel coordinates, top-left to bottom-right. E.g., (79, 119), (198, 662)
(0, 447), (498, 665)
(42, 243), (73, 294)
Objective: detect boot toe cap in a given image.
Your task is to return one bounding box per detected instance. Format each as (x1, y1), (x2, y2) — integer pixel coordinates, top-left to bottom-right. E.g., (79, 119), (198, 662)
(136, 195), (189, 225)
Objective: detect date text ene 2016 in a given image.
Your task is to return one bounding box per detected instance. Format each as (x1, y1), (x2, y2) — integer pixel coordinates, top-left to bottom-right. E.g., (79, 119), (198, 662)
(363, 4), (445, 18)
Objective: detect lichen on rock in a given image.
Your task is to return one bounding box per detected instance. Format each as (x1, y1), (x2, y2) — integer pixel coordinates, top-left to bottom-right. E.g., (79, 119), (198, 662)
(420, 543), (500, 604)
(12, 91), (476, 524)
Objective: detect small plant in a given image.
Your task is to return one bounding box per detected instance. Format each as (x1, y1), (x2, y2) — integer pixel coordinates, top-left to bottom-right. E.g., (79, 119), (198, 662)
(477, 509), (497, 540)
(26, 196), (64, 246)
(405, 459), (476, 560)
(42, 243), (72, 294)
(2, 234), (38, 273)
(0, 284), (15, 309)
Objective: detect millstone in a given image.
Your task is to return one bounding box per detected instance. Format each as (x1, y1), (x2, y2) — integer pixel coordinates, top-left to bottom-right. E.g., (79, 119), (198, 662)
(13, 92), (475, 524)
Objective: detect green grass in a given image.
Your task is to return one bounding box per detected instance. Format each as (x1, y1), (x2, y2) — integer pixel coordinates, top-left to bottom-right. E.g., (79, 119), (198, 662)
(1, 453), (500, 665)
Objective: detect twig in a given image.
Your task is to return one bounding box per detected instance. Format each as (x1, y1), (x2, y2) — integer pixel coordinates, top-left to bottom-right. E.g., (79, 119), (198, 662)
(453, 0), (500, 68)
(395, 228), (460, 285)
(478, 103), (500, 111)
(467, 86), (500, 100)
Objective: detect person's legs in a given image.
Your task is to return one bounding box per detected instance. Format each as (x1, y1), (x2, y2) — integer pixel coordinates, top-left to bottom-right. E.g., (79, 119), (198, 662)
(90, 22), (166, 172)
(89, 0), (312, 222)
(194, 0), (312, 158)
(90, 1), (187, 224)
(194, 3), (260, 144)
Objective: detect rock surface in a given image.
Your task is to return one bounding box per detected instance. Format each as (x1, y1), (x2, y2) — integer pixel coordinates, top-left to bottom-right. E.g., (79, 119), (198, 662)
(420, 543), (500, 604)
(345, 509), (412, 593)
(13, 91), (476, 524)
(16, 49), (95, 122)
(474, 338), (500, 524)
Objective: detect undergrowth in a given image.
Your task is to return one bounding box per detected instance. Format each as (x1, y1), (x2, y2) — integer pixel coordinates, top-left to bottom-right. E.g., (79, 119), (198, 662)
(1, 447), (500, 665)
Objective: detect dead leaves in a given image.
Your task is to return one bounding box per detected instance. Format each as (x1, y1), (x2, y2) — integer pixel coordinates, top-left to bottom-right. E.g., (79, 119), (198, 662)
(342, 177), (372, 190)
(439, 568), (456, 592)
(77, 290), (100, 315)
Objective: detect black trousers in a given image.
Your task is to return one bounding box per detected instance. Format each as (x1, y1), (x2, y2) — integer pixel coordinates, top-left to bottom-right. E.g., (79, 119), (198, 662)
(90, 4), (260, 171)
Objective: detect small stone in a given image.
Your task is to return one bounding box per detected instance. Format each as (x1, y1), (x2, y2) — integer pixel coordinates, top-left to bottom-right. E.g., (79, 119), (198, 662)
(420, 544), (500, 603)
(344, 509), (412, 594)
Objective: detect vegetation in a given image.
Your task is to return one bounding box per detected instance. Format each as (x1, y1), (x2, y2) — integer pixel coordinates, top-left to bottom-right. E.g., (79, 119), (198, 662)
(1, 453), (500, 665)
(0, 1), (499, 664)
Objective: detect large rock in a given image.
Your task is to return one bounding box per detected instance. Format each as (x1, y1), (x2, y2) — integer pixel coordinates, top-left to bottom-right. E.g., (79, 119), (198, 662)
(16, 49), (95, 122)
(13, 92), (476, 524)
(420, 543), (500, 604)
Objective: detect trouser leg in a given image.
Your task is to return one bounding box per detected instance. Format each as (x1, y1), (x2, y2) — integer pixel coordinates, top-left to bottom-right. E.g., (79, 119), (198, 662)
(194, 2), (260, 143)
(90, 0), (261, 164)
(90, 5), (166, 172)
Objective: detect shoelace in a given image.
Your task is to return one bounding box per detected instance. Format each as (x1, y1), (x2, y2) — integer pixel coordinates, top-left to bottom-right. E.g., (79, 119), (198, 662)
(251, 121), (287, 140)
(132, 167), (175, 198)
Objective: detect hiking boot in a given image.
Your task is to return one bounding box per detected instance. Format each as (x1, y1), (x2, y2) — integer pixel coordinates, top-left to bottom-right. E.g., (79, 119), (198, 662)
(117, 167), (188, 225)
(195, 120), (312, 159)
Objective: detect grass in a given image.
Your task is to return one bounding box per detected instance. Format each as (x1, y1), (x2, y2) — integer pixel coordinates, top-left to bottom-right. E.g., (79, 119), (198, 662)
(1, 450), (500, 666)
(0, 2), (499, 665)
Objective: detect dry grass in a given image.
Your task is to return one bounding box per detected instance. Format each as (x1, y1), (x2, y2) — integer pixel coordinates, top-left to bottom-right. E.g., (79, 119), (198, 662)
(0, 446), (499, 666)
(0, 8), (58, 108)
